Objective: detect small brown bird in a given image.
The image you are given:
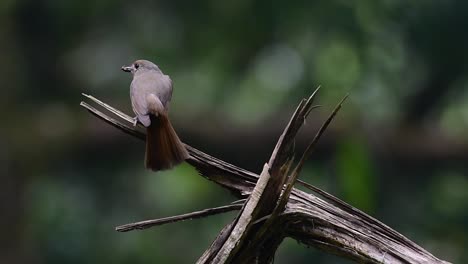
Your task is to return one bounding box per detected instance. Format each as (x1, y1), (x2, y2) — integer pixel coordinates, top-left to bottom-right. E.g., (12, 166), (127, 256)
(122, 59), (189, 171)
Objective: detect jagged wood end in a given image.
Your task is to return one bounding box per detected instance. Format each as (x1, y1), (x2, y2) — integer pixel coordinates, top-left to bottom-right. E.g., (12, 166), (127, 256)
(261, 88), (323, 221)
(203, 89), (328, 263)
(268, 85), (320, 171)
(275, 94), (349, 216)
(82, 93), (135, 123)
(275, 94), (349, 214)
(234, 90), (341, 249)
(115, 204), (242, 232)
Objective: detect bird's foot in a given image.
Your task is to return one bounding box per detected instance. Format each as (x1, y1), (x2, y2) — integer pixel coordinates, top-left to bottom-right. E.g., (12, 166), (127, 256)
(132, 117), (138, 127)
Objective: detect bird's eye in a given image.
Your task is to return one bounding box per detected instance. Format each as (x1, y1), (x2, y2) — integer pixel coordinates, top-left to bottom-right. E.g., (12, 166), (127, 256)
(134, 63), (139, 69)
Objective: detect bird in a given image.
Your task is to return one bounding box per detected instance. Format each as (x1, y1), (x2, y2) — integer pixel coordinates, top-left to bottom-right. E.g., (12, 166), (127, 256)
(122, 59), (189, 171)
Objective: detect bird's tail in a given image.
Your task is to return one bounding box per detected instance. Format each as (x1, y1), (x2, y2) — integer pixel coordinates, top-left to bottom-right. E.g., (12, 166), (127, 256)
(145, 114), (189, 171)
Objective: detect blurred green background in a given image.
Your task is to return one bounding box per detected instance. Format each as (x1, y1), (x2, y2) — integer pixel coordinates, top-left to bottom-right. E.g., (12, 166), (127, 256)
(1, 0), (467, 263)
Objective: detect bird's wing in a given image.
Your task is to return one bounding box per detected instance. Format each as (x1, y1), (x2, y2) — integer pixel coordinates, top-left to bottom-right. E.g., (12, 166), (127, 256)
(130, 72), (174, 126)
(130, 78), (151, 126)
(156, 74), (173, 110)
(130, 80), (147, 116)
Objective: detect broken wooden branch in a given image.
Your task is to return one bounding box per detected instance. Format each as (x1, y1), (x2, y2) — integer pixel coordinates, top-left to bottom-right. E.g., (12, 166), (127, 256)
(80, 91), (450, 264)
(199, 88), (330, 263)
(115, 203), (242, 232)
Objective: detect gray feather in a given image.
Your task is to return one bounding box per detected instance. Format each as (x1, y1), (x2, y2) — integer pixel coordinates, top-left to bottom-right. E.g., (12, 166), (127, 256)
(129, 62), (173, 127)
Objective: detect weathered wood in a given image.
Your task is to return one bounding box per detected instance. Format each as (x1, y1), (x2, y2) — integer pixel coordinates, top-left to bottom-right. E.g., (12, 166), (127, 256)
(203, 88), (327, 264)
(115, 204), (242, 232)
(81, 93), (450, 264)
(209, 163), (272, 263)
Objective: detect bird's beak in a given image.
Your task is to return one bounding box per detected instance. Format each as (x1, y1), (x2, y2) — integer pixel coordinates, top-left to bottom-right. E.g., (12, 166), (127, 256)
(121, 65), (133, 72)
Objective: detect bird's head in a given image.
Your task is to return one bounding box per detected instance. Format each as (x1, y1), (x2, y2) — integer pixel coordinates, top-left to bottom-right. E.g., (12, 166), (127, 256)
(121, 59), (160, 75)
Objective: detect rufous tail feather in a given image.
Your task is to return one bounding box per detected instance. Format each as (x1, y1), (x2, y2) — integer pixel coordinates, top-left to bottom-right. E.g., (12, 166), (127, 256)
(145, 114), (189, 171)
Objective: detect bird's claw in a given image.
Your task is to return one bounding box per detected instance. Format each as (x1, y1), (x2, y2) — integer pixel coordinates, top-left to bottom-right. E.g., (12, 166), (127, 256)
(132, 117), (138, 127)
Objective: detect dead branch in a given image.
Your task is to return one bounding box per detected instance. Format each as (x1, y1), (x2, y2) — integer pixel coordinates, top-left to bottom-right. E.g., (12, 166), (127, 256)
(80, 91), (450, 264)
(116, 204), (242, 232)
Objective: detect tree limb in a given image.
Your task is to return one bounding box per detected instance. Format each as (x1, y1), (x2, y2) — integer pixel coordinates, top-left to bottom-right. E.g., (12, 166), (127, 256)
(80, 93), (450, 264)
(115, 204), (242, 232)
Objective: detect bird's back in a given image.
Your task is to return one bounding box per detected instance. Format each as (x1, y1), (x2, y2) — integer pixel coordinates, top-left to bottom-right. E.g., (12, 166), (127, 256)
(130, 69), (173, 121)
